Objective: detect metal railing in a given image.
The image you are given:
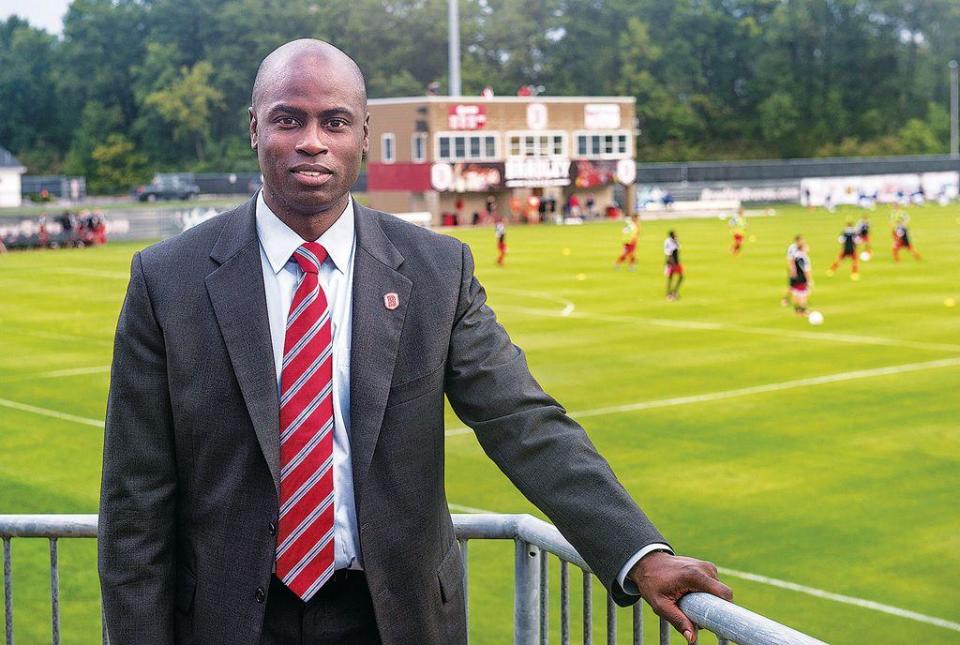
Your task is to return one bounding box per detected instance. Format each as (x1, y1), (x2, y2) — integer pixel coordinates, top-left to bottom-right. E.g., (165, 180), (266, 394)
(1, 514), (825, 645)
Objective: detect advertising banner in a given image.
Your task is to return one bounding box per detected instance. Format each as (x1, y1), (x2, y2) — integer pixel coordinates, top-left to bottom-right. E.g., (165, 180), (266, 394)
(430, 162), (504, 192)
(800, 172), (959, 206)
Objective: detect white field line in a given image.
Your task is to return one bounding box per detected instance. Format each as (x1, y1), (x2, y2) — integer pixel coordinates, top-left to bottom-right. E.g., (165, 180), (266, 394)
(717, 567), (960, 633)
(495, 305), (960, 354)
(0, 398), (103, 428)
(447, 503), (960, 633)
(494, 288), (575, 317)
(445, 356), (960, 436)
(0, 366), (111, 382)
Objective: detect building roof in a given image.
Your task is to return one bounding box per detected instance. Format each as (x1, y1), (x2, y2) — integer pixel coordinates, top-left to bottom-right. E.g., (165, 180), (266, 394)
(0, 145), (25, 171)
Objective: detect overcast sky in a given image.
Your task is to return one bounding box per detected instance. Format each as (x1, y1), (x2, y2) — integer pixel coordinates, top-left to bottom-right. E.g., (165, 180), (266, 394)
(1, 0), (71, 34)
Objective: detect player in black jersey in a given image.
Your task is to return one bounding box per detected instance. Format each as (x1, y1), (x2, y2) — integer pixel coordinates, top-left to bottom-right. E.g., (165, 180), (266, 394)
(856, 216), (872, 255)
(789, 240), (814, 316)
(827, 222), (860, 278)
(892, 218), (922, 262)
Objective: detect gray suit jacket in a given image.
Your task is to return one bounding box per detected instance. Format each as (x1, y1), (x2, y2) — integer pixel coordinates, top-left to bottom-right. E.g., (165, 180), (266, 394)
(98, 197), (667, 644)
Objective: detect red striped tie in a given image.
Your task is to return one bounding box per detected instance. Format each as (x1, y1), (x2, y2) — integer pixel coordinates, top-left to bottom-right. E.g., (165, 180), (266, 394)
(275, 242), (336, 601)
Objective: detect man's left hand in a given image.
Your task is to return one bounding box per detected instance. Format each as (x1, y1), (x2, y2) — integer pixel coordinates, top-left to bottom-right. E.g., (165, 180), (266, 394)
(627, 551), (733, 644)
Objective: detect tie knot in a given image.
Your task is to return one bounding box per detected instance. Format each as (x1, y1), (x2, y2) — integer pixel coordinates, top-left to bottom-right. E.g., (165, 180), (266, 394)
(293, 242), (328, 274)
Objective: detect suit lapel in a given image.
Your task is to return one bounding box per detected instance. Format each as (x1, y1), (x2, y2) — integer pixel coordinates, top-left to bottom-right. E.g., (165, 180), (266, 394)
(205, 197), (281, 493)
(350, 205), (412, 505)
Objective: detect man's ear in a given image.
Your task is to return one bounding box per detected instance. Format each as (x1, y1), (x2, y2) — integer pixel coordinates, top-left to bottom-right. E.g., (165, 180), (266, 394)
(362, 113), (370, 157)
(249, 107), (258, 150)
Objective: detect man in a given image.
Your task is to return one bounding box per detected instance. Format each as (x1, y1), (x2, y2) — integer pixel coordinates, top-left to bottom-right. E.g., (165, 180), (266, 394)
(856, 215), (872, 256)
(827, 222), (860, 278)
(614, 214), (640, 270)
(892, 215), (922, 262)
(782, 234), (803, 306)
(495, 217), (507, 266)
(788, 239), (814, 316)
(664, 229), (683, 300)
(99, 40), (729, 645)
(728, 207), (746, 256)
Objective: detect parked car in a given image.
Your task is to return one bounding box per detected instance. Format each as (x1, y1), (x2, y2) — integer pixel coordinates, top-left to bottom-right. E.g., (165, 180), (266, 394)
(133, 174), (201, 202)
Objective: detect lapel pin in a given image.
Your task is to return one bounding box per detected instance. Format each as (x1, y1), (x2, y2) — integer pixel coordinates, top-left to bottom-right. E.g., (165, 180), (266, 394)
(384, 292), (400, 310)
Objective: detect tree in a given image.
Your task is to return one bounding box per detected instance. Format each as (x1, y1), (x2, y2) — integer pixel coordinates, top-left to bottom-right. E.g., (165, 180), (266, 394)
(89, 133), (149, 193)
(142, 61), (225, 162)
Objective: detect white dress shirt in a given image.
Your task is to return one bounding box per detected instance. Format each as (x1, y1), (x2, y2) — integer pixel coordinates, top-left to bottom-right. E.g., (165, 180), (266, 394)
(256, 192), (363, 571)
(255, 191), (670, 589)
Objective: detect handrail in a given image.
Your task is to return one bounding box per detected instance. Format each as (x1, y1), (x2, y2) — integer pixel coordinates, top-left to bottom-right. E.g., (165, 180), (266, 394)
(0, 513), (826, 645)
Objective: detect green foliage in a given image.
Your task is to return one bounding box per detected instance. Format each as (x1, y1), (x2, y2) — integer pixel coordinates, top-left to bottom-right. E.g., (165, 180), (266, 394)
(88, 133), (149, 193)
(3, 0), (960, 188)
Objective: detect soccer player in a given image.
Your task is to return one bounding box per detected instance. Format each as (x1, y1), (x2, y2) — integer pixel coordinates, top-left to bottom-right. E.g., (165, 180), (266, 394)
(615, 214), (640, 270)
(892, 217), (922, 262)
(729, 207), (747, 255)
(782, 234), (803, 306)
(664, 230), (683, 300)
(495, 218), (507, 266)
(789, 240), (814, 316)
(827, 222), (860, 278)
(856, 215), (872, 254)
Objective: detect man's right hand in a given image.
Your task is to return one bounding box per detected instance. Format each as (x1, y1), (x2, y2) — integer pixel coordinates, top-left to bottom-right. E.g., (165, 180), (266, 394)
(627, 551), (733, 644)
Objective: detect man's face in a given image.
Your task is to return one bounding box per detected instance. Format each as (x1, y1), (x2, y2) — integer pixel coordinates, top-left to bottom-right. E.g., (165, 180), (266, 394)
(250, 55), (369, 219)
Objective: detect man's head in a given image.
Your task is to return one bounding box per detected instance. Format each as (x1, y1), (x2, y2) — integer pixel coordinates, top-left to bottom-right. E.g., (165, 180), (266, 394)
(249, 39), (369, 225)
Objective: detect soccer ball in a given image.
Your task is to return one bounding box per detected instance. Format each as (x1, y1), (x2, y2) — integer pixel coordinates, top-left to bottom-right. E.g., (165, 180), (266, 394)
(808, 311), (824, 325)
(860, 251), (871, 261)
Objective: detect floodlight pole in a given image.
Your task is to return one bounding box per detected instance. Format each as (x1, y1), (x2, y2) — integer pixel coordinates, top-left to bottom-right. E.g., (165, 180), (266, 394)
(448, 0), (461, 97)
(950, 60), (959, 159)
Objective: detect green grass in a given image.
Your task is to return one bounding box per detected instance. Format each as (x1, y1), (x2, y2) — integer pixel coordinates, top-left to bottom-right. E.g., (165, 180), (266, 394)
(1, 203), (958, 643)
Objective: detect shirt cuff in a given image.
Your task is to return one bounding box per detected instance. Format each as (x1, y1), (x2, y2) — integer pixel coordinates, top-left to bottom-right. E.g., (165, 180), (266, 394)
(617, 543), (674, 595)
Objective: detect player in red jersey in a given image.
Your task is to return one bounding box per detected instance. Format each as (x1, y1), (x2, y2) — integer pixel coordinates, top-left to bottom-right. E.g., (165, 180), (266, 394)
(729, 207), (746, 255)
(664, 230), (683, 300)
(615, 214), (640, 270)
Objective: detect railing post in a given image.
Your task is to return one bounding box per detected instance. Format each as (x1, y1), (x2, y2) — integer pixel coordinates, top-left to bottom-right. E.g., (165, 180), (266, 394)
(515, 540), (541, 645)
(49, 538), (59, 645)
(3, 537), (12, 645)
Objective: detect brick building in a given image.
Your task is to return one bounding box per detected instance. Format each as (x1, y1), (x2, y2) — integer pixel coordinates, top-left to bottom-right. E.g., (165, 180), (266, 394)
(365, 96), (637, 224)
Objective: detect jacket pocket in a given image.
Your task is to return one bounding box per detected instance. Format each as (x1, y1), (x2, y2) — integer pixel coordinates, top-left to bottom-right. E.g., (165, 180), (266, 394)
(386, 364), (445, 407)
(437, 540), (464, 604)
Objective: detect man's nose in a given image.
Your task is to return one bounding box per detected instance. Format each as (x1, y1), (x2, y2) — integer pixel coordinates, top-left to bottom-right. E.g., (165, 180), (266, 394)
(296, 123), (328, 156)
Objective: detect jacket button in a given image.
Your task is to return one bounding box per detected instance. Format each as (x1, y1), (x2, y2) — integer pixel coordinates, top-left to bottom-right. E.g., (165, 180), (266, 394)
(255, 586), (266, 603)
(268, 521), (277, 536)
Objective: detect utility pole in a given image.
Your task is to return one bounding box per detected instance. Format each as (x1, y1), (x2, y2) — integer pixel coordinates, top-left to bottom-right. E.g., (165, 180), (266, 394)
(448, 0), (461, 97)
(950, 60), (958, 159)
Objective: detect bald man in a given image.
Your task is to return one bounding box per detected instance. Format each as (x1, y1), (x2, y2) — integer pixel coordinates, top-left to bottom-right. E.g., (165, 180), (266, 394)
(99, 39), (729, 645)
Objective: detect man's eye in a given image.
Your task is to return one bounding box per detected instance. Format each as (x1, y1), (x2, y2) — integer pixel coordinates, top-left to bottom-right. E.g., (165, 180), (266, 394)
(277, 117), (299, 127)
(327, 118), (348, 129)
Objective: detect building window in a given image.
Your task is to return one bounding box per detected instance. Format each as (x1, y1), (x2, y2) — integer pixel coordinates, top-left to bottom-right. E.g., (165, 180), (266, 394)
(381, 133), (396, 163)
(434, 132), (499, 161)
(412, 133), (427, 162)
(506, 131), (567, 158)
(573, 130), (631, 159)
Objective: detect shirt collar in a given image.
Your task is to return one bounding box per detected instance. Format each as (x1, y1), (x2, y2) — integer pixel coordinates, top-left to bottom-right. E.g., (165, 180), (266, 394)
(255, 191), (355, 275)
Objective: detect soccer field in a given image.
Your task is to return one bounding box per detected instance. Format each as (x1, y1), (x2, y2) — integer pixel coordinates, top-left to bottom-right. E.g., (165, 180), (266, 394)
(0, 203), (958, 643)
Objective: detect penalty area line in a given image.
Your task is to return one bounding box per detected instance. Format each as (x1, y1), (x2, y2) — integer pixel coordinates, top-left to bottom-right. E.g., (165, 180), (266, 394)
(447, 503), (960, 633)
